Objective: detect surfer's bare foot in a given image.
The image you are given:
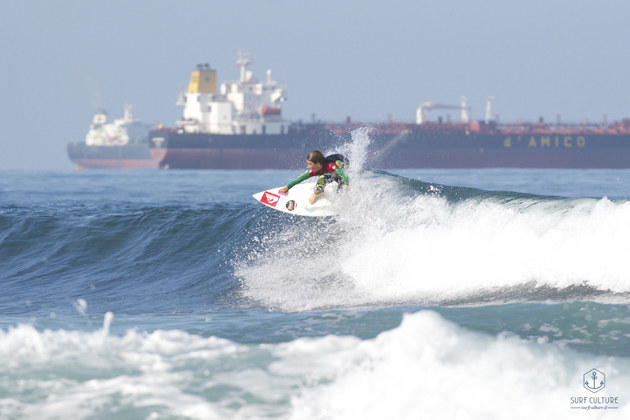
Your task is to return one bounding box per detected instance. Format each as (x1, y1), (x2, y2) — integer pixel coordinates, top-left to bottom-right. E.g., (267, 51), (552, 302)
(309, 192), (321, 204)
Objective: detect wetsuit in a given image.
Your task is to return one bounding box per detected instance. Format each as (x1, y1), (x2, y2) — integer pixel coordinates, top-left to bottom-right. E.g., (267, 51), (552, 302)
(287, 155), (349, 192)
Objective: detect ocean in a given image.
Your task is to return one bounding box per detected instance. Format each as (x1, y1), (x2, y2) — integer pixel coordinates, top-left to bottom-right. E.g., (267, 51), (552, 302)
(2, 134), (630, 419)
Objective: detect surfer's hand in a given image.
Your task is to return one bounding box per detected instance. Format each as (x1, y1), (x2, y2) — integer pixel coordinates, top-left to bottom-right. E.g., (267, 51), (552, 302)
(279, 186), (289, 194)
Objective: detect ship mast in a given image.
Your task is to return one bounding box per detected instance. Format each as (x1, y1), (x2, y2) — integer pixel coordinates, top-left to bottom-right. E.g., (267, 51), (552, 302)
(123, 104), (133, 122)
(237, 50), (254, 82)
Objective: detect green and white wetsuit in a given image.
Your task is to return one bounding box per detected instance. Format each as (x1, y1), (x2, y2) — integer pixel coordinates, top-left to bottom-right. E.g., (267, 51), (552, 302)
(287, 158), (349, 192)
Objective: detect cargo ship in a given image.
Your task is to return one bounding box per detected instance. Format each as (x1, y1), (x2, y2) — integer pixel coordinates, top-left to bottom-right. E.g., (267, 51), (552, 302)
(67, 105), (158, 169)
(149, 52), (630, 169)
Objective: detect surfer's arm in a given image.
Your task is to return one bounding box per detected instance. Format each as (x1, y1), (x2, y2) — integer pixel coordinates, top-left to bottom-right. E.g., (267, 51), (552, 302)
(286, 172), (311, 189)
(334, 167), (349, 186)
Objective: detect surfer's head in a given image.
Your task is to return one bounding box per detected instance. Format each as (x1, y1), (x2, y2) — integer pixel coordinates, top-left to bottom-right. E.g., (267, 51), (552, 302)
(307, 150), (326, 172)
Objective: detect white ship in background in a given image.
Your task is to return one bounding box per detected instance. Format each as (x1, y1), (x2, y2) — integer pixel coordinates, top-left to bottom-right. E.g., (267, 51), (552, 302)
(68, 105), (157, 169)
(85, 105), (150, 146)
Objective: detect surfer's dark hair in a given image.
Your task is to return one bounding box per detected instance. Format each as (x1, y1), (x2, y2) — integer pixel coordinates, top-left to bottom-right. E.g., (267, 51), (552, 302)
(307, 150), (327, 165)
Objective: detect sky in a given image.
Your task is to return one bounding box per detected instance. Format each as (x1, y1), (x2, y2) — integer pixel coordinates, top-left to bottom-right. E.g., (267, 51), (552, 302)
(1, 0), (629, 170)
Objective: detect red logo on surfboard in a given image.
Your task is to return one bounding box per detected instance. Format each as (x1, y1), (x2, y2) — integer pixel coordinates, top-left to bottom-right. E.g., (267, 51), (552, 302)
(261, 191), (281, 207)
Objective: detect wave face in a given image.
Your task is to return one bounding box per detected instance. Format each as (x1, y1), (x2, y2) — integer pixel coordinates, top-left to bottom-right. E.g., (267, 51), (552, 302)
(0, 204), (244, 315)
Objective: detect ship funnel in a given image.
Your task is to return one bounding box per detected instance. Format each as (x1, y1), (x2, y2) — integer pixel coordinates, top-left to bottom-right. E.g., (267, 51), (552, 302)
(93, 109), (108, 125)
(187, 66), (217, 94)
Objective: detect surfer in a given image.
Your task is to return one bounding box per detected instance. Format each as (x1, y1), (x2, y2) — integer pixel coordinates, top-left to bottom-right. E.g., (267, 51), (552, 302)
(279, 151), (349, 204)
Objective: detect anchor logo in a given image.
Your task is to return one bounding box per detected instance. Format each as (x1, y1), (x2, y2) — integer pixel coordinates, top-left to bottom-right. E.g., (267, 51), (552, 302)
(583, 369), (605, 393)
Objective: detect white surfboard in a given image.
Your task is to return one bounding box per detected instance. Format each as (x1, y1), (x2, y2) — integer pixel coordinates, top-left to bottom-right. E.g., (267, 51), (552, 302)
(253, 183), (341, 217)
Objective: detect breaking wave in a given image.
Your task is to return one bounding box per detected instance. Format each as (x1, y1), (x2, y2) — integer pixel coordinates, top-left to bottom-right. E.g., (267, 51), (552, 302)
(235, 131), (630, 311)
(1, 310), (627, 419)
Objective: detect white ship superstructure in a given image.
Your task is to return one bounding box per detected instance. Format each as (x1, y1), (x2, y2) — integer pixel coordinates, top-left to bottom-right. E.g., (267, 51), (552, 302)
(176, 51), (288, 135)
(85, 105), (148, 146)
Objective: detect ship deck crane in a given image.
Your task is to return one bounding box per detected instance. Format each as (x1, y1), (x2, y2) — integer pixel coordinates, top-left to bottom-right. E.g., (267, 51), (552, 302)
(416, 97), (471, 124)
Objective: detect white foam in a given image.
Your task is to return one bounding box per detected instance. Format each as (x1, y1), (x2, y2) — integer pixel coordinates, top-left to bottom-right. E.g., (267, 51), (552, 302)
(0, 321), (245, 419)
(341, 194), (630, 300)
(0, 311), (627, 419)
(286, 311), (630, 419)
(72, 299), (87, 316)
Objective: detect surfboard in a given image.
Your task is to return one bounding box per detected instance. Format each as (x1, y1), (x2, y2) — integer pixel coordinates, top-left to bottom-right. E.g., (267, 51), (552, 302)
(252, 183), (342, 217)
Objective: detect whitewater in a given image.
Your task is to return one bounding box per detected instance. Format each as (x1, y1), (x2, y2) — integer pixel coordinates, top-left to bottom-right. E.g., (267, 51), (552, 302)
(2, 130), (630, 418)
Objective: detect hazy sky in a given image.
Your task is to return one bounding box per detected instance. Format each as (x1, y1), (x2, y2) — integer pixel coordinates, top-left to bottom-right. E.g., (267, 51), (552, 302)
(1, 0), (629, 170)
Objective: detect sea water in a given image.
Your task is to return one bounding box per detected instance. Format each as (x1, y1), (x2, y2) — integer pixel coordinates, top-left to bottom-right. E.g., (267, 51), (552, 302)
(2, 134), (630, 418)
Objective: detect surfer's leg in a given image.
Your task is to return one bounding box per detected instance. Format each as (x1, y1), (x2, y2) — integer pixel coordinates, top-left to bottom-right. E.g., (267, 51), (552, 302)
(333, 161), (344, 190)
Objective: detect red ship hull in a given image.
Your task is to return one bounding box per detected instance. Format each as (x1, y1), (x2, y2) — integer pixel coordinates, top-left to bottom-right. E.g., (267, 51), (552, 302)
(67, 143), (159, 169)
(71, 158), (159, 169)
